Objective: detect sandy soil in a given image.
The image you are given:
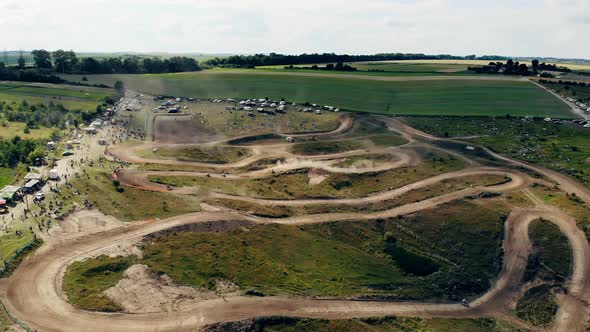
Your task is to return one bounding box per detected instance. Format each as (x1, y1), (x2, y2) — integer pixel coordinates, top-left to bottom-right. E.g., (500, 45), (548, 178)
(105, 264), (239, 313)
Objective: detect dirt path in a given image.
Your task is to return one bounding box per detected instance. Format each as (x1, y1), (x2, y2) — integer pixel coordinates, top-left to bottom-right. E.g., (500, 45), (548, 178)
(1, 117), (589, 331)
(528, 79), (587, 120)
(211, 167), (528, 207)
(0, 204), (583, 332)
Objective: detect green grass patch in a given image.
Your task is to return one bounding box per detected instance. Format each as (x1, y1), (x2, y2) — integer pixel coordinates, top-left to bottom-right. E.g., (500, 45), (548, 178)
(143, 146), (251, 164)
(140, 223), (411, 297)
(63, 256), (136, 312)
(63, 72), (573, 117)
(71, 167), (201, 222)
(524, 219), (571, 282)
(0, 122), (53, 139)
(515, 285), (559, 327)
(291, 140), (365, 155)
(0, 167), (15, 189)
(304, 200), (509, 300)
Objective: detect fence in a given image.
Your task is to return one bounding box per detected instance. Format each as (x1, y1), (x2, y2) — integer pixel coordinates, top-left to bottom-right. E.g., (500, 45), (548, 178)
(0, 239), (37, 331)
(0, 238), (37, 277)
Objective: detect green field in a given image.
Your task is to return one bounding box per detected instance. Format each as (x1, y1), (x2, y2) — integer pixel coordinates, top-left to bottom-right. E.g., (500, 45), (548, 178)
(0, 82), (112, 111)
(257, 62), (472, 76)
(62, 71), (573, 117)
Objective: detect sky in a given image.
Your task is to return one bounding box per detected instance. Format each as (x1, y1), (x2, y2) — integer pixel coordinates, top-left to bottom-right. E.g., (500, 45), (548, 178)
(1, 0), (589, 59)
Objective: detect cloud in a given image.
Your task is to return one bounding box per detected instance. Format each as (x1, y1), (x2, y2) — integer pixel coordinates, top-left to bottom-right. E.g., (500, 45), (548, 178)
(1, 0), (589, 58)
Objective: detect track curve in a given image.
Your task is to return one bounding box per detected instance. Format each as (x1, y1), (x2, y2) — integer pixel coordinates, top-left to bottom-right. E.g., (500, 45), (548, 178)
(1, 118), (589, 331)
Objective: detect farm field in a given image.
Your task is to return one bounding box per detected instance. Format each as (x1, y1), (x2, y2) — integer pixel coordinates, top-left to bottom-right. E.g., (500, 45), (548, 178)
(258, 60), (473, 75)
(63, 71), (573, 117)
(0, 82), (113, 111)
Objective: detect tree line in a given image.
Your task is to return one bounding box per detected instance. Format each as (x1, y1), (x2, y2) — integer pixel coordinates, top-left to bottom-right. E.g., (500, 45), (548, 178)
(205, 52), (486, 68)
(25, 49), (202, 74)
(284, 62), (357, 72)
(468, 59), (572, 76)
(0, 50), (202, 84)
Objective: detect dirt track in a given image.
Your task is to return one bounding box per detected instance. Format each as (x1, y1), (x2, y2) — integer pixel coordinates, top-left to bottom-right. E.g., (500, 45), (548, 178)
(1, 118), (589, 331)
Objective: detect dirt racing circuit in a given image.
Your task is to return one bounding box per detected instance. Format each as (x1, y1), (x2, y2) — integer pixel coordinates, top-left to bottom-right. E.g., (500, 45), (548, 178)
(0, 114), (589, 332)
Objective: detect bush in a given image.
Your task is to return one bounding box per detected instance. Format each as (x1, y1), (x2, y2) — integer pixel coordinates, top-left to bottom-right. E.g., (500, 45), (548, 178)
(244, 289), (265, 297)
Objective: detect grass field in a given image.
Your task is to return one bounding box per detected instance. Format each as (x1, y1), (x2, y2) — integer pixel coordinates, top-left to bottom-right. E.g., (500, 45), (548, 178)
(0, 82), (112, 111)
(66, 165), (201, 222)
(149, 150), (465, 200)
(62, 71), (573, 118)
(64, 199), (510, 310)
(404, 117), (590, 187)
(258, 62), (472, 76)
(0, 122), (52, 139)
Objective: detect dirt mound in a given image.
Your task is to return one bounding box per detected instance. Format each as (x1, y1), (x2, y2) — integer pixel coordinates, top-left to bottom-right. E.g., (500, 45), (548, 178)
(46, 209), (124, 242)
(105, 264), (239, 313)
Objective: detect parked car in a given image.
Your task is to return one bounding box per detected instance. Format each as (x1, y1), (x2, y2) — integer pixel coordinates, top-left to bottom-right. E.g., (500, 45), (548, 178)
(35, 192), (45, 202)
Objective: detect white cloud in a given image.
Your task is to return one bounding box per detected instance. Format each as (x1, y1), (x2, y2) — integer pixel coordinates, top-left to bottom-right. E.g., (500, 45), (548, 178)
(1, 0), (589, 58)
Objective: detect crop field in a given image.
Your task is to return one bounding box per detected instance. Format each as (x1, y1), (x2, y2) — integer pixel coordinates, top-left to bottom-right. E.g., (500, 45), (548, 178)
(62, 71), (572, 117)
(0, 82), (112, 111)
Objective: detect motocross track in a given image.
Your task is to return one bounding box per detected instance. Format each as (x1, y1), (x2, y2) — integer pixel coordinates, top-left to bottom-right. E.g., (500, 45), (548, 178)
(1, 117), (589, 332)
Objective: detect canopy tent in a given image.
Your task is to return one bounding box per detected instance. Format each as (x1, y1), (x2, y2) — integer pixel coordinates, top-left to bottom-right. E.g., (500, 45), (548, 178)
(0, 185), (21, 202)
(24, 173), (43, 181)
(0, 192), (15, 201)
(24, 180), (40, 188)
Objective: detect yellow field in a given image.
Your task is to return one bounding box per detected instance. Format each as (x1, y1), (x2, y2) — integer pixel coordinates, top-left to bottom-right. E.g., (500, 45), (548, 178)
(0, 122), (53, 139)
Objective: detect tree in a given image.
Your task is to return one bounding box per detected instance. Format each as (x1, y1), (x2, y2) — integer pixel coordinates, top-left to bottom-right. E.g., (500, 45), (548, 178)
(31, 49), (52, 69)
(532, 59), (539, 69)
(17, 55), (26, 69)
(50, 128), (61, 142)
(80, 57), (101, 73)
(52, 50), (78, 73)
